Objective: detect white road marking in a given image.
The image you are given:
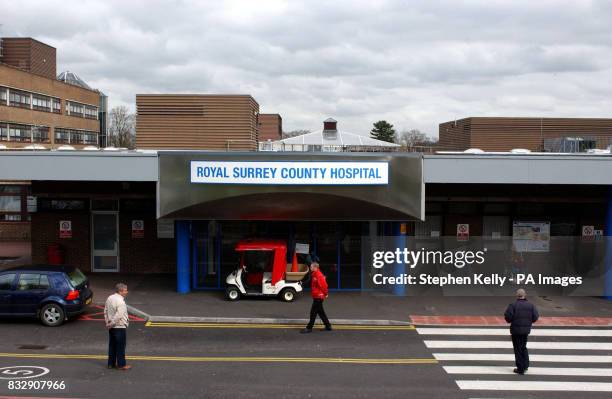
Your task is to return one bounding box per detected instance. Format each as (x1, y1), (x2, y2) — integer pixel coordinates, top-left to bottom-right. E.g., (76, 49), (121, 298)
(0, 366), (50, 379)
(425, 340), (612, 350)
(456, 380), (612, 392)
(444, 366), (612, 376)
(417, 327), (612, 337)
(433, 353), (612, 363)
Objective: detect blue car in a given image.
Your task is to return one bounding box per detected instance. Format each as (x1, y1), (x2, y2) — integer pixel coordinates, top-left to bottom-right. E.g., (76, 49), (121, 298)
(0, 265), (93, 326)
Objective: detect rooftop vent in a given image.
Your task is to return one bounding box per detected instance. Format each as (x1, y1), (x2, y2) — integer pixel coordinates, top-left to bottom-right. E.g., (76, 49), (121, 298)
(464, 148), (484, 154)
(323, 117), (337, 131)
(57, 145), (75, 151)
(322, 117), (338, 140)
(23, 144), (47, 150)
(510, 148), (531, 154)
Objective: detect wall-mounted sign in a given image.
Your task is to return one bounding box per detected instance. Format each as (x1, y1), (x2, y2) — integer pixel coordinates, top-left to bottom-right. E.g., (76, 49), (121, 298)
(132, 220), (144, 239)
(295, 243), (310, 254)
(582, 225), (595, 241)
(456, 223), (469, 241)
(157, 219), (174, 239)
(190, 161), (389, 185)
(512, 221), (550, 252)
(59, 220), (72, 238)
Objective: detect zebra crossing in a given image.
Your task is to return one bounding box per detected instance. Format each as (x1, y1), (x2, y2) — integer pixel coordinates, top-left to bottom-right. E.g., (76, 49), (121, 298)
(416, 326), (612, 394)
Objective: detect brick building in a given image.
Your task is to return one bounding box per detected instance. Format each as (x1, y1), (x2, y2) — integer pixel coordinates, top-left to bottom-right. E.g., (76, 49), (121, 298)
(439, 117), (612, 152)
(258, 113), (282, 142)
(0, 38), (103, 150)
(136, 94), (260, 151)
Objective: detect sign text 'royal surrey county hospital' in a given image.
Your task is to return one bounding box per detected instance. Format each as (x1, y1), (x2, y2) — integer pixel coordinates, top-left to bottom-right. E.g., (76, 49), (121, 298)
(190, 161), (389, 185)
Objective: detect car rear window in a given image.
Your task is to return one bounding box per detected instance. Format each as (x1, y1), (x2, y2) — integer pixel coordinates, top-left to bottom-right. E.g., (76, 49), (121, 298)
(67, 268), (87, 287)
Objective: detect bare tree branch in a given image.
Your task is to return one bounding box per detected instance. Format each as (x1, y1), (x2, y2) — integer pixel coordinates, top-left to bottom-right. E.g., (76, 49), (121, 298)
(108, 106), (135, 149)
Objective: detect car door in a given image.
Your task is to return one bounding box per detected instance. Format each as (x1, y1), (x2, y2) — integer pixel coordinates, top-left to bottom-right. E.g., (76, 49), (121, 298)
(0, 273), (17, 315)
(12, 273), (50, 316)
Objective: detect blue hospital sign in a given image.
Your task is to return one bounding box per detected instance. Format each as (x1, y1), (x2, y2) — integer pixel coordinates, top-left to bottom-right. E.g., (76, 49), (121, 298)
(190, 161), (389, 185)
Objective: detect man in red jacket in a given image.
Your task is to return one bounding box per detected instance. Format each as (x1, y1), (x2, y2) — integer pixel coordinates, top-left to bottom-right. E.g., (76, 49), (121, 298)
(301, 262), (332, 333)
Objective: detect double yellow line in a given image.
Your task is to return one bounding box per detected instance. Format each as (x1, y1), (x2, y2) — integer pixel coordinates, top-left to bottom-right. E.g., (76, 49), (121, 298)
(0, 352), (436, 365)
(145, 321), (415, 331)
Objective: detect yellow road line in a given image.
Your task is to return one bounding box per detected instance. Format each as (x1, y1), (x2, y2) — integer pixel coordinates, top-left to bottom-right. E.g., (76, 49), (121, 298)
(0, 352), (436, 365)
(145, 321), (415, 330)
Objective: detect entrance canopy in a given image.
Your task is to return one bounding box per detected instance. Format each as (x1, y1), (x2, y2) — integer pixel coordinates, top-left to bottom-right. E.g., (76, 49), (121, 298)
(158, 152), (423, 221)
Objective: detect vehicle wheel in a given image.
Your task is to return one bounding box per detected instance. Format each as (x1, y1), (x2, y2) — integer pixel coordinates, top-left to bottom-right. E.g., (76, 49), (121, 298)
(225, 286), (241, 301)
(280, 288), (296, 302)
(40, 303), (65, 327)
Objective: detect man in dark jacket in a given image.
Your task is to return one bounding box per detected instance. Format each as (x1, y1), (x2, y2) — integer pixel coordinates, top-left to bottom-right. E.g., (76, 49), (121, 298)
(504, 288), (539, 375)
(301, 262), (332, 333)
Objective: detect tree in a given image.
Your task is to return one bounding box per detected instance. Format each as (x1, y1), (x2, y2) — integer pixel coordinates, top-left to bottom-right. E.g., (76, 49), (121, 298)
(397, 129), (439, 152)
(370, 120), (396, 143)
(108, 106), (135, 149)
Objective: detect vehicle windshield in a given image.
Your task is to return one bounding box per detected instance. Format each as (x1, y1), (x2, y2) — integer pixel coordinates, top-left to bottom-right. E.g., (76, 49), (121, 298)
(67, 268), (87, 287)
(242, 250), (274, 273)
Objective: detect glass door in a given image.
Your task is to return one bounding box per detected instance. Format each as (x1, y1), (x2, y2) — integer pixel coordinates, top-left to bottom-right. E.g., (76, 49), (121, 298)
(91, 212), (119, 272)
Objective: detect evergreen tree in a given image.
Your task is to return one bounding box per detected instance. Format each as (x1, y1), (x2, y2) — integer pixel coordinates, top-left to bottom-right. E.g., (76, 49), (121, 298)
(370, 120), (396, 143)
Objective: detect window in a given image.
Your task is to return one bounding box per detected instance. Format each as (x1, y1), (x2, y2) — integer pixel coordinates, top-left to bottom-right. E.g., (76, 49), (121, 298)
(0, 87), (7, 103)
(0, 196), (21, 212)
(17, 274), (48, 291)
(83, 132), (97, 145)
(32, 126), (49, 143)
(67, 101), (84, 117)
(8, 124), (31, 142)
(0, 185), (22, 194)
(32, 94), (51, 112)
(67, 268), (87, 288)
(0, 124), (7, 141)
(55, 128), (70, 144)
(84, 105), (98, 120)
(4, 214), (21, 221)
(9, 89), (30, 109)
(71, 130), (83, 143)
(0, 273), (16, 290)
(55, 128), (96, 145)
(52, 98), (61, 114)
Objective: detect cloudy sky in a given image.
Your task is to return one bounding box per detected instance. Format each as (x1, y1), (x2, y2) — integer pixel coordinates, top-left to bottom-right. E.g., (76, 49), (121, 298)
(3, 0), (612, 137)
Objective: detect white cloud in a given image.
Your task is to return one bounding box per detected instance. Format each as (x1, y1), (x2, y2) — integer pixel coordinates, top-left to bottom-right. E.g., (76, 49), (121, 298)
(2, 0), (612, 137)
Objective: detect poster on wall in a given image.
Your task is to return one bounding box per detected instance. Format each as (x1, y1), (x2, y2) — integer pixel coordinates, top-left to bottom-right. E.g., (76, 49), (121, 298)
(59, 220), (72, 239)
(512, 221), (550, 252)
(456, 223), (469, 241)
(132, 220), (144, 239)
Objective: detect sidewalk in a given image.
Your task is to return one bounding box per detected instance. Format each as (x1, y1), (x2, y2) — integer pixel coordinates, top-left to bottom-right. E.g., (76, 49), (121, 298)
(87, 273), (612, 325)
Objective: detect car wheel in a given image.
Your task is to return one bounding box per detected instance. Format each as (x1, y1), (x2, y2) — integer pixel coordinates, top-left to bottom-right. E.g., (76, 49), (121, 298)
(40, 303), (65, 327)
(280, 288), (296, 302)
(225, 286), (241, 301)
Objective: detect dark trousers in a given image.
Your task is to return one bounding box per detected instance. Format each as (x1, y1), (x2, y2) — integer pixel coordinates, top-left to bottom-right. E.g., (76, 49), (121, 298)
(306, 298), (331, 330)
(511, 334), (529, 372)
(108, 328), (127, 368)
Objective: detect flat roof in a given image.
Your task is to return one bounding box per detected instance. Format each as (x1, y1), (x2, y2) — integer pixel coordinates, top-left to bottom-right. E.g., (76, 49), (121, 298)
(1, 150), (611, 185)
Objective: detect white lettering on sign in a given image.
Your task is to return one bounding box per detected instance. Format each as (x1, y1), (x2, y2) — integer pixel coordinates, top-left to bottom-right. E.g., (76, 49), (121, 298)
(190, 161), (389, 185)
